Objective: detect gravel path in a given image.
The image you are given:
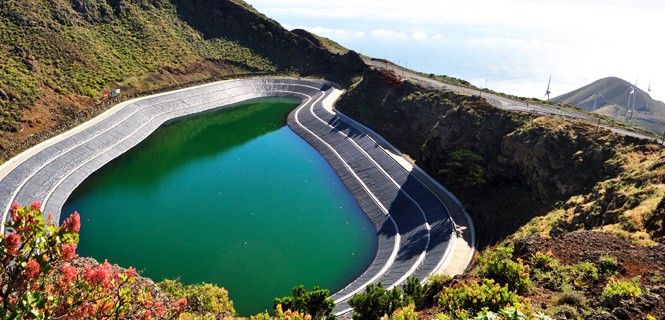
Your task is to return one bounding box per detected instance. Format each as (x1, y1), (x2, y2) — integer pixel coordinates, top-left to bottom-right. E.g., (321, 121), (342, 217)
(366, 59), (663, 145)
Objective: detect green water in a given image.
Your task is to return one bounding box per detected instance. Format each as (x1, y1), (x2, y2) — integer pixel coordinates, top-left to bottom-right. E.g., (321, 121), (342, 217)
(62, 99), (377, 315)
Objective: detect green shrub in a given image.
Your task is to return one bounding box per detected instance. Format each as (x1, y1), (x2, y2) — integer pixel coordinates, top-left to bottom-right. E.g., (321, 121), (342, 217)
(158, 280), (235, 317)
(498, 307), (527, 320)
(423, 274), (453, 307)
(439, 149), (487, 190)
(473, 308), (498, 320)
(273, 286), (334, 320)
(349, 283), (405, 320)
(477, 247), (532, 294)
(555, 290), (586, 307)
(532, 268), (569, 292)
(532, 261), (598, 292)
(437, 279), (518, 316)
(570, 262), (599, 287)
(390, 304), (418, 320)
(529, 251), (565, 291)
(433, 314), (451, 320)
(602, 277), (642, 301)
(597, 255), (620, 278)
(529, 251), (559, 271)
(402, 276), (425, 309)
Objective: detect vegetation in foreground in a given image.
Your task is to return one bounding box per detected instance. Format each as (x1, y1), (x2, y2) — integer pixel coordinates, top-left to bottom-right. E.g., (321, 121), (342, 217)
(347, 241), (664, 319)
(3, 201), (663, 319)
(0, 202), (341, 319)
(0, 203), (189, 319)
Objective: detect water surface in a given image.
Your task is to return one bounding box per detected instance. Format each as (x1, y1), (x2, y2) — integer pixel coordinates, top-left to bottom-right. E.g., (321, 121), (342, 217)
(62, 99), (377, 315)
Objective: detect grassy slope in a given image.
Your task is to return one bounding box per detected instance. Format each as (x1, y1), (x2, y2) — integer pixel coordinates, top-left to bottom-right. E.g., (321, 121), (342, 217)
(508, 127), (664, 246)
(0, 0), (271, 122)
(0, 0), (362, 162)
(0, 0), (261, 159)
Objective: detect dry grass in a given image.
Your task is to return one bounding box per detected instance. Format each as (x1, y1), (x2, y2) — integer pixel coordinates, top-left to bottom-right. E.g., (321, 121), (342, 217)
(510, 142), (664, 246)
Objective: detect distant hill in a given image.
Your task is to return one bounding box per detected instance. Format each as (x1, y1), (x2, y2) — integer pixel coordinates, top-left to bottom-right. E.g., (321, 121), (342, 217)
(553, 77), (665, 134)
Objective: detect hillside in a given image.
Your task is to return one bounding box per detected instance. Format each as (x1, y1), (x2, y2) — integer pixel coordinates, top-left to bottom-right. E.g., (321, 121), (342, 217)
(336, 69), (665, 318)
(552, 77), (665, 134)
(0, 0), (364, 162)
(339, 69), (664, 246)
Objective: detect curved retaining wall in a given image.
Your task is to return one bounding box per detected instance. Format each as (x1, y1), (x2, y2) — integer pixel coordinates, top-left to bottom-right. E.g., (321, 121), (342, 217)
(288, 88), (468, 315)
(0, 77), (472, 317)
(0, 78), (322, 221)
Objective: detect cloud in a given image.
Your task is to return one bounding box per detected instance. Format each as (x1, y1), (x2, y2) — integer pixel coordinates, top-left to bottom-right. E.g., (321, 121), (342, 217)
(370, 29), (407, 39)
(284, 25), (365, 38)
(247, 0), (665, 101)
(412, 31), (428, 40)
(306, 26), (365, 38)
(251, 0), (662, 39)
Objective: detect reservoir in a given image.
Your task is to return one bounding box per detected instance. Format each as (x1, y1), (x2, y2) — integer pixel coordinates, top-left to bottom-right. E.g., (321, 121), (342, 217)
(62, 98), (378, 315)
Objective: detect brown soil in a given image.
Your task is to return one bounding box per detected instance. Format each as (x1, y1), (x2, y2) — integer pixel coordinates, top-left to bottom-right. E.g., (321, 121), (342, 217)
(516, 231), (665, 283)
(516, 231), (665, 319)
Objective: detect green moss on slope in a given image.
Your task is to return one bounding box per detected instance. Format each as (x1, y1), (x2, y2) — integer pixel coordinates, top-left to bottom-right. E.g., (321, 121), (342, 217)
(0, 0), (365, 161)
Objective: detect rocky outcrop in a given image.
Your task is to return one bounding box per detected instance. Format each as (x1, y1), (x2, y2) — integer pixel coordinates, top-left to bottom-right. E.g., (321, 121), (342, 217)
(338, 69), (621, 201)
(645, 198), (665, 240)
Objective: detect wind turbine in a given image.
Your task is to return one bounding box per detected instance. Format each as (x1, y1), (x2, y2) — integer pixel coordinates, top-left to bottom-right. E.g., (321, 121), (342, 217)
(593, 91), (600, 110)
(646, 82), (652, 112)
(627, 85), (635, 119)
(544, 76), (552, 100)
(627, 79), (638, 120)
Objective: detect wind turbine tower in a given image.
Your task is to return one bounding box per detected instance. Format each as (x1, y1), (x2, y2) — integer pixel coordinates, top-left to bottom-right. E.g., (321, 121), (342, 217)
(646, 82), (652, 112)
(627, 85), (635, 119)
(627, 79), (638, 120)
(545, 76), (552, 100)
(593, 91), (600, 110)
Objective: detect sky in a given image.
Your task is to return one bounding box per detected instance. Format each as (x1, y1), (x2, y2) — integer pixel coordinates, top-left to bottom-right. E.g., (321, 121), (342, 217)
(245, 0), (665, 101)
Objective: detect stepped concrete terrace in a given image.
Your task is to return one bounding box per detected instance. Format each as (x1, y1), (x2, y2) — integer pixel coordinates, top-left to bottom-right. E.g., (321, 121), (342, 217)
(0, 77), (474, 317)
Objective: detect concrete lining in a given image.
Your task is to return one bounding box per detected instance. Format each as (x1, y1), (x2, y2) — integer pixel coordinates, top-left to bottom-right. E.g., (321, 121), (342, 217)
(0, 78), (474, 317)
(287, 87), (475, 315)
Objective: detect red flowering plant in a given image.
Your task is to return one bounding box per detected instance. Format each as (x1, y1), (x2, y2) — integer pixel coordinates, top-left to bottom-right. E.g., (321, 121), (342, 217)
(0, 201), (187, 319)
